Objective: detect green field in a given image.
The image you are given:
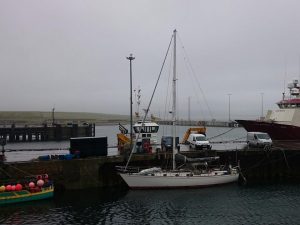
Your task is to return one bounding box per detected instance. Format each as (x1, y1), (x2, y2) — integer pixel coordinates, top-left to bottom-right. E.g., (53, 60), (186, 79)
(0, 111), (130, 125)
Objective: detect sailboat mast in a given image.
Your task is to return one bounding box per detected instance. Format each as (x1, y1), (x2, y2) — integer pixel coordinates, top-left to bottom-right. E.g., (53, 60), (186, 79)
(172, 29), (177, 171)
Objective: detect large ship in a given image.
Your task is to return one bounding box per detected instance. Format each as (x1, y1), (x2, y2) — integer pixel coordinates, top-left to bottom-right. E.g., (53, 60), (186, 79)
(236, 79), (300, 140)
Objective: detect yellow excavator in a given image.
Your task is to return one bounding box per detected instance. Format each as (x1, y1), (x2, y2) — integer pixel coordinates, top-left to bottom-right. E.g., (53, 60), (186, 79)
(117, 133), (130, 145)
(181, 127), (206, 144)
(117, 123), (131, 153)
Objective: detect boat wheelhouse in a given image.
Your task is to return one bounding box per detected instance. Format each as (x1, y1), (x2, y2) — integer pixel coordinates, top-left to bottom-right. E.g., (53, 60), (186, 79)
(133, 121), (159, 146)
(117, 120), (159, 153)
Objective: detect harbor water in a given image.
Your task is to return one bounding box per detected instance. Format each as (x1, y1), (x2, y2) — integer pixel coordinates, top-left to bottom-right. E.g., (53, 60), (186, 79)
(1, 184), (300, 224)
(2, 125), (300, 224)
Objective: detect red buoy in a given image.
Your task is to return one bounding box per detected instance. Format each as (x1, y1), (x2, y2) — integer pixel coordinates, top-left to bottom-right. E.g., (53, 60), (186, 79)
(5, 185), (12, 191)
(15, 184), (23, 191)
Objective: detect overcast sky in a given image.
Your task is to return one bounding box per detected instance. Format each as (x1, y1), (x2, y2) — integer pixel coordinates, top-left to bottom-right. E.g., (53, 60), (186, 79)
(1, 0), (300, 121)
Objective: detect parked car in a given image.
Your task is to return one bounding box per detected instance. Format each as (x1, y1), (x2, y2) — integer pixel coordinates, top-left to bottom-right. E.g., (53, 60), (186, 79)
(247, 132), (272, 148)
(161, 136), (179, 151)
(188, 133), (211, 150)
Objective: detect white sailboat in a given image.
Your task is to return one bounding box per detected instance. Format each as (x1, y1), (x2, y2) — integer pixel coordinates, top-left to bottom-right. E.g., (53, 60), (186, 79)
(119, 30), (239, 189)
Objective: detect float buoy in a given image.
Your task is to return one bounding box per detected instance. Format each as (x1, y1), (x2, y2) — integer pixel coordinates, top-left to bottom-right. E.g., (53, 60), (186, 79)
(37, 179), (44, 187)
(15, 184), (22, 191)
(0, 185), (5, 192)
(5, 185), (12, 191)
(29, 182), (35, 188)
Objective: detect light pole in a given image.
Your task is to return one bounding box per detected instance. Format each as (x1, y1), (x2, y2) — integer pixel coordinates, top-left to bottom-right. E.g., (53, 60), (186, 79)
(52, 107), (55, 125)
(228, 94), (232, 121)
(261, 92), (264, 119)
(127, 54), (135, 149)
(188, 96), (191, 124)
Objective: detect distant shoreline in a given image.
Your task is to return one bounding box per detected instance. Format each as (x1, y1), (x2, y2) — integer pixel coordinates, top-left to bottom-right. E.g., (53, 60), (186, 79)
(0, 111), (236, 128)
(0, 111), (130, 125)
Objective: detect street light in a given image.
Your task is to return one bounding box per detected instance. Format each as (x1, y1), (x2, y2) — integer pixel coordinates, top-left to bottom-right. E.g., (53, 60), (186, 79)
(188, 96), (191, 123)
(127, 54), (135, 149)
(228, 94), (232, 121)
(261, 92), (264, 119)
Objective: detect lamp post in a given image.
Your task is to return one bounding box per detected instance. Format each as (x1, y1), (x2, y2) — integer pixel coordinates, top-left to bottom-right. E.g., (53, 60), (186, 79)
(52, 107), (55, 125)
(188, 96), (191, 124)
(127, 54), (135, 149)
(228, 94), (232, 121)
(261, 92), (264, 119)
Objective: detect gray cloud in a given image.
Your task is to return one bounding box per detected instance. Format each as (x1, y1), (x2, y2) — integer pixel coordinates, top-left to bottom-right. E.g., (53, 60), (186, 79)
(1, 0), (300, 120)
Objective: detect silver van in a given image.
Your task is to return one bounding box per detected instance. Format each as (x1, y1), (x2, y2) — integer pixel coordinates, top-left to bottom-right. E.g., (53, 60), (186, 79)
(188, 133), (212, 150)
(247, 132), (272, 147)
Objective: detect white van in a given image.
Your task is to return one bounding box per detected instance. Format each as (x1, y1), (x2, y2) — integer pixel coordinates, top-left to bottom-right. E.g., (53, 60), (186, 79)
(247, 132), (272, 147)
(188, 134), (211, 150)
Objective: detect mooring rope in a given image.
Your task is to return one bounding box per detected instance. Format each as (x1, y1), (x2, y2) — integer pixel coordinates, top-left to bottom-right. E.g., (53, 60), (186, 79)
(3, 163), (34, 177)
(0, 166), (12, 178)
(273, 147), (291, 170)
(210, 136), (247, 144)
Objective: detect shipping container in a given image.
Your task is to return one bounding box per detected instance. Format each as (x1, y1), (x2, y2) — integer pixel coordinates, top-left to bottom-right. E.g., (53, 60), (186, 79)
(70, 137), (107, 157)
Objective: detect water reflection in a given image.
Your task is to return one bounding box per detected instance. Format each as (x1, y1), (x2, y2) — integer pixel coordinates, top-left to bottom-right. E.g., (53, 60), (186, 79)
(0, 187), (128, 225)
(1, 184), (300, 224)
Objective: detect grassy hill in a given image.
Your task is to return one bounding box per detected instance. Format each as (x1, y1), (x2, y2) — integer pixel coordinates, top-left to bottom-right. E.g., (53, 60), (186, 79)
(0, 111), (130, 125)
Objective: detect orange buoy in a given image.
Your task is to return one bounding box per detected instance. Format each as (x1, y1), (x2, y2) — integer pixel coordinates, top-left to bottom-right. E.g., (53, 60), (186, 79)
(0, 185), (5, 192)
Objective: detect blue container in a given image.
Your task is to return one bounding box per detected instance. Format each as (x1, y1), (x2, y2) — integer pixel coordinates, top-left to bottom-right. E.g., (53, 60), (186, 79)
(70, 137), (108, 158)
(58, 155), (65, 160)
(64, 154), (74, 160)
(38, 155), (50, 161)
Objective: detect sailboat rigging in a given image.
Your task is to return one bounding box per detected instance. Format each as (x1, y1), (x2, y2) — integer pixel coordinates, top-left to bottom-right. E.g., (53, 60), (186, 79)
(119, 30), (239, 189)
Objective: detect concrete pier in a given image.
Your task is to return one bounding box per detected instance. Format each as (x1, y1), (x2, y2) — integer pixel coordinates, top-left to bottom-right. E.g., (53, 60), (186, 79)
(1, 147), (300, 190)
(158, 120), (239, 127)
(0, 123), (95, 142)
(218, 149), (300, 184)
(0, 154), (156, 190)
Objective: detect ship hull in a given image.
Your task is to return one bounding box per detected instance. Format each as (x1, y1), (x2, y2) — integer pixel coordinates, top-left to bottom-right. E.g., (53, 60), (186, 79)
(236, 120), (300, 140)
